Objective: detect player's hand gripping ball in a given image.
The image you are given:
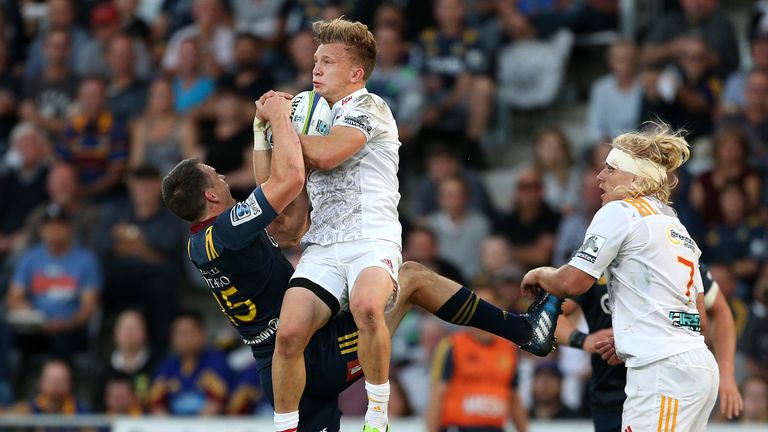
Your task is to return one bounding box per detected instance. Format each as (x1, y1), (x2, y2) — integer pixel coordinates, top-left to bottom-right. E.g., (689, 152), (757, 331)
(267, 90), (332, 144)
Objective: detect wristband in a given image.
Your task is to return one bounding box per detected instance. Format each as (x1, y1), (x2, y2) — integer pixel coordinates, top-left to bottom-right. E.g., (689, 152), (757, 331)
(253, 118), (270, 151)
(568, 330), (587, 349)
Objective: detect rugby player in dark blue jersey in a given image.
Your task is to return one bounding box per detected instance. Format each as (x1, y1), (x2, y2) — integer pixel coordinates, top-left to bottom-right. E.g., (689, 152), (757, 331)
(554, 263), (743, 432)
(162, 92), (563, 432)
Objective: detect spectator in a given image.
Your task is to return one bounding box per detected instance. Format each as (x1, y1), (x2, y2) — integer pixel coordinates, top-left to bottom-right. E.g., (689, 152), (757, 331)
(56, 76), (129, 202)
(20, 162), (101, 250)
(149, 311), (230, 416)
(171, 37), (216, 114)
(739, 267), (768, 379)
(640, 37), (721, 141)
(587, 39), (643, 143)
(532, 128), (581, 215)
(104, 373), (143, 415)
(12, 359), (87, 415)
(94, 166), (184, 351)
(24, 0), (91, 79)
(94, 309), (158, 411)
(690, 127), (762, 225)
(0, 37), (20, 153)
(130, 78), (196, 175)
(162, 0), (234, 78)
(368, 25), (424, 145)
(19, 28), (79, 137)
(411, 0), (494, 164)
(115, 0), (151, 41)
(529, 362), (580, 420)
(226, 364), (267, 415)
(640, 0), (740, 78)
(398, 316), (452, 416)
(721, 28), (768, 115)
(412, 144), (494, 220)
(717, 70), (768, 169)
(495, 168), (561, 270)
(216, 33), (275, 104)
(276, 29), (316, 95)
(402, 226), (465, 286)
(514, 0), (618, 38)
(426, 284), (528, 432)
(106, 33), (149, 124)
(0, 123), (51, 262)
(740, 375), (768, 423)
(229, 0), (287, 41)
(194, 88), (254, 200)
(77, 2), (151, 82)
(426, 175), (492, 281)
(553, 170), (603, 267)
(5, 204), (101, 365)
(476, 235), (519, 282)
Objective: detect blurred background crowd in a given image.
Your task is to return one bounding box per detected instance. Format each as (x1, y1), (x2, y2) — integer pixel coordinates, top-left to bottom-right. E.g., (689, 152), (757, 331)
(0, 0), (767, 426)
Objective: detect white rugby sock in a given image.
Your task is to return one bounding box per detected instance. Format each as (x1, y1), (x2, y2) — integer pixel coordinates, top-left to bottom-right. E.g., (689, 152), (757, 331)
(364, 380), (390, 429)
(274, 410), (299, 432)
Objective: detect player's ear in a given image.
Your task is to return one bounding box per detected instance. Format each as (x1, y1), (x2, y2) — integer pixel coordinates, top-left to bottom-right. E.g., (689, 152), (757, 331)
(350, 66), (365, 83)
(204, 187), (219, 203)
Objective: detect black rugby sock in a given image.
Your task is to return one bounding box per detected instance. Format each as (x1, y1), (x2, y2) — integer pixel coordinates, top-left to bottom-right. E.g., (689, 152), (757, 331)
(434, 286), (533, 345)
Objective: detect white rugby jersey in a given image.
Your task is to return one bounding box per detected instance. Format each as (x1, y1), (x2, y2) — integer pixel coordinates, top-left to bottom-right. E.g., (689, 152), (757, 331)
(302, 88), (402, 248)
(568, 196), (707, 367)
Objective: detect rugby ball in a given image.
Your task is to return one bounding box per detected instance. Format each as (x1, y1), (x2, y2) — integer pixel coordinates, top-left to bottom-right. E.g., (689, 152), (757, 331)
(267, 90), (332, 144)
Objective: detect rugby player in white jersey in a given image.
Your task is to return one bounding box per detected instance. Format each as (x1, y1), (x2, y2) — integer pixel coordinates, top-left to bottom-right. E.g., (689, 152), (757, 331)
(521, 123), (719, 431)
(258, 18), (402, 432)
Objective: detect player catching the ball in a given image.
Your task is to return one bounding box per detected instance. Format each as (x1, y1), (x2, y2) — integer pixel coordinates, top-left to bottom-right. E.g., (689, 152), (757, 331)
(163, 86), (563, 431)
(262, 18), (404, 432)
(521, 123), (719, 431)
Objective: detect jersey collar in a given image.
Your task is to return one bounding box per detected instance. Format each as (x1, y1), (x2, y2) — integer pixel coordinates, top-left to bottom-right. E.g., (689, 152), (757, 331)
(331, 87), (368, 111)
(190, 216), (217, 234)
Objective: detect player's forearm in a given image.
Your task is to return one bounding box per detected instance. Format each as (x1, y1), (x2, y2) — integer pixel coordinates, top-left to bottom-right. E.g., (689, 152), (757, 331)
(508, 391), (529, 432)
(270, 114), (305, 184)
(252, 148), (272, 186)
(300, 134), (342, 170)
(711, 311), (737, 378)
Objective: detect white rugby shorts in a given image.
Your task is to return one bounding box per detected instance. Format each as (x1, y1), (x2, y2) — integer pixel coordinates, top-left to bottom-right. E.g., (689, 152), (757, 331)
(622, 348), (718, 432)
(289, 238), (402, 316)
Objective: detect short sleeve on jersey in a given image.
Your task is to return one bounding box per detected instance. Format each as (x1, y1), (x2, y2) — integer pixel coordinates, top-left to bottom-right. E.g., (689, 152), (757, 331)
(213, 187), (278, 250)
(335, 95), (380, 141)
(568, 202), (631, 279)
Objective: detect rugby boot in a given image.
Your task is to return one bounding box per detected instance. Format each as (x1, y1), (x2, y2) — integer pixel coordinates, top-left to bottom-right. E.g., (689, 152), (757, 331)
(520, 291), (563, 356)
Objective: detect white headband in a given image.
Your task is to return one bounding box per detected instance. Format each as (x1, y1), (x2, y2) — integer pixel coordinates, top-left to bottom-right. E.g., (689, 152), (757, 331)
(605, 148), (667, 183)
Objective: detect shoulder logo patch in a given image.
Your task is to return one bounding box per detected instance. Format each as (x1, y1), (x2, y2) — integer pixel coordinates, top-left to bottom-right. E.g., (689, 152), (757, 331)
(230, 193), (263, 226)
(575, 234), (606, 263)
(341, 114), (372, 133)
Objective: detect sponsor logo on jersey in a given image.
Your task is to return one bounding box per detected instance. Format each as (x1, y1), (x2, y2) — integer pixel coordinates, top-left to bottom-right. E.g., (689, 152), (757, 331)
(346, 359), (363, 381)
(242, 318), (279, 345)
(666, 225), (696, 252)
(575, 234), (606, 263)
(380, 258), (393, 271)
(668, 311), (701, 332)
(624, 426), (633, 432)
(230, 193), (263, 226)
(341, 95), (353, 106)
(315, 119), (330, 135)
(341, 114), (372, 133)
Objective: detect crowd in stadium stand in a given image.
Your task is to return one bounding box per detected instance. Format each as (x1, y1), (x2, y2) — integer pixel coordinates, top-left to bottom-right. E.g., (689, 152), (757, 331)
(0, 0), (767, 426)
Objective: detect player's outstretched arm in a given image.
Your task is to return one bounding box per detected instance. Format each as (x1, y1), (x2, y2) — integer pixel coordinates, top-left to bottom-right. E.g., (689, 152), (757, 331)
(521, 265), (595, 299)
(707, 288), (743, 419)
(252, 95), (311, 247)
(257, 95), (304, 214)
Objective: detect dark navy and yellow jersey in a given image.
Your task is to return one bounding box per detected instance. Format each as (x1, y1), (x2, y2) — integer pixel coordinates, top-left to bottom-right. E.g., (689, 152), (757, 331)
(187, 187), (293, 357)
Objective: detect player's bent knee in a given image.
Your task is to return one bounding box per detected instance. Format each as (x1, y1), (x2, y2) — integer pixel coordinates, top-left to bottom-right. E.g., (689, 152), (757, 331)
(274, 323), (312, 358)
(350, 301), (385, 329)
